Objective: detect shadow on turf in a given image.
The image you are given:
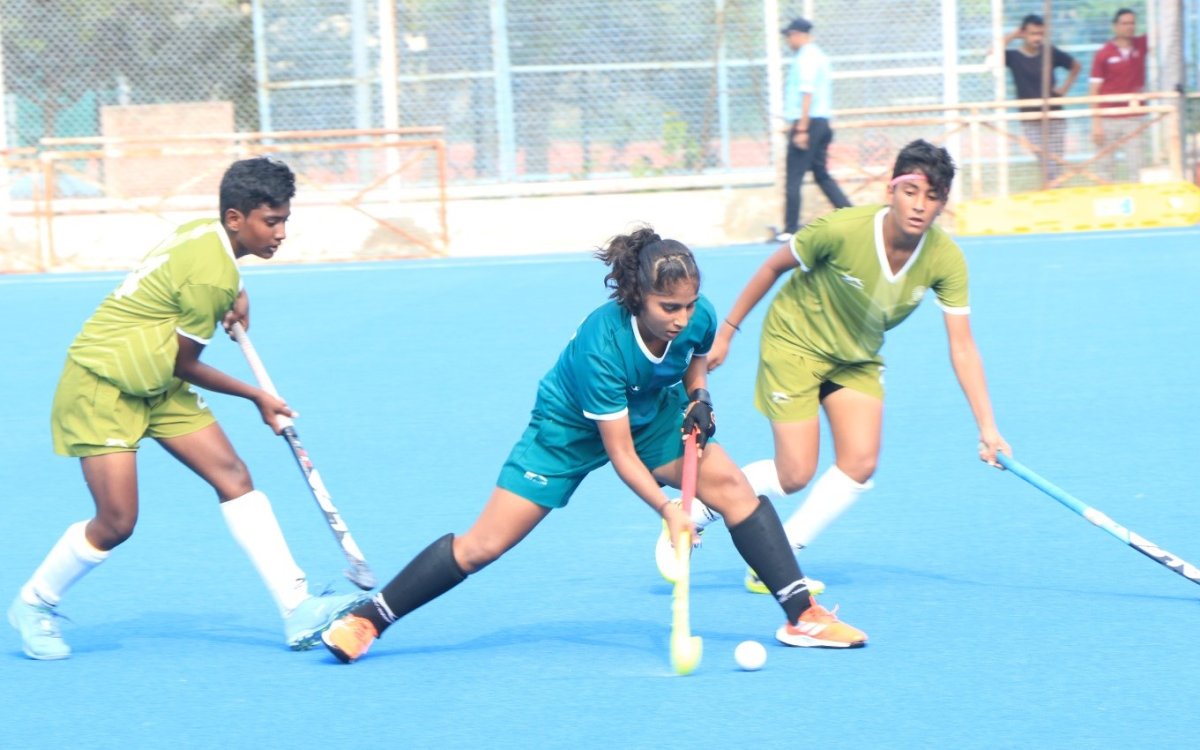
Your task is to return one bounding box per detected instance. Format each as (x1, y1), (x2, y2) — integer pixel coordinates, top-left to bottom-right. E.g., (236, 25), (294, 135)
(54, 611), (291, 656)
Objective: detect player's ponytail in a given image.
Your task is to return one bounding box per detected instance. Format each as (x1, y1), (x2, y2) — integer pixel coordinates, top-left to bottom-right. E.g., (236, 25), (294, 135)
(596, 226), (699, 313)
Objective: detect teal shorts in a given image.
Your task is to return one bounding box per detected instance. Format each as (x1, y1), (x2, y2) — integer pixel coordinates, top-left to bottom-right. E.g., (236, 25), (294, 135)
(497, 385), (709, 509)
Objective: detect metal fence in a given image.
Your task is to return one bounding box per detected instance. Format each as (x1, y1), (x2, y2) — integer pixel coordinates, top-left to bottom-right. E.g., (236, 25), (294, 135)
(2, 1), (1198, 270)
(248, 0), (1195, 190)
(4, 1), (1196, 188)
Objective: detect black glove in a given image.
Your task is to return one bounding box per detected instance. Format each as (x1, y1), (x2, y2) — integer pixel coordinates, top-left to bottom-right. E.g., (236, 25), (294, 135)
(681, 388), (716, 448)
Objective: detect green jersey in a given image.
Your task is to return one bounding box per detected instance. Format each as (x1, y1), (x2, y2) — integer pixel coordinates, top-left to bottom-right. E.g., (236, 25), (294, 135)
(764, 205), (969, 364)
(535, 297), (717, 430)
(68, 219), (241, 397)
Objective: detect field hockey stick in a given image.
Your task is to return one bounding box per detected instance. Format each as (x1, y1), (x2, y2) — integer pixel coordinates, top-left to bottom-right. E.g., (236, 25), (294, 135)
(670, 430), (703, 675)
(230, 322), (376, 590)
(997, 453), (1200, 587)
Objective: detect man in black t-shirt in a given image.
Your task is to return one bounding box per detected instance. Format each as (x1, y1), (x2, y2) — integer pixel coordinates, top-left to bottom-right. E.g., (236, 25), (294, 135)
(999, 14), (1081, 184)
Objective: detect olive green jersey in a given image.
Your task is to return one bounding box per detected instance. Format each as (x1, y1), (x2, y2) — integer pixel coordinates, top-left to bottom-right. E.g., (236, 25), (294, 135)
(764, 205), (969, 364)
(68, 219), (241, 397)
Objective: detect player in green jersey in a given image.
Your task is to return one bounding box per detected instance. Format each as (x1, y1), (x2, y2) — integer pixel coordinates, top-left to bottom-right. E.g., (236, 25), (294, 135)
(8, 158), (362, 660)
(320, 227), (867, 664)
(655, 140), (1011, 593)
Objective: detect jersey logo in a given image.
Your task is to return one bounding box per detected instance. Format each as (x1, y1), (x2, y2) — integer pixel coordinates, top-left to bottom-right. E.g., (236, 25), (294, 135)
(105, 438), (129, 448)
(840, 274), (865, 290)
(770, 391), (792, 403)
(629, 385), (641, 392)
(186, 385), (210, 411)
(523, 471), (549, 487)
(910, 285), (927, 303)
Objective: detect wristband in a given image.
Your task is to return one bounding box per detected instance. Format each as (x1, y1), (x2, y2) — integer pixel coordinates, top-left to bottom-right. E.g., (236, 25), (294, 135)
(689, 388), (712, 406)
(724, 319), (741, 332)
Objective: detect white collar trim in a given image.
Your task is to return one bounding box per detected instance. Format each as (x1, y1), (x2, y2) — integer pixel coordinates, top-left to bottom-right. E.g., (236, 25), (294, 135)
(631, 315), (669, 363)
(874, 207), (926, 283)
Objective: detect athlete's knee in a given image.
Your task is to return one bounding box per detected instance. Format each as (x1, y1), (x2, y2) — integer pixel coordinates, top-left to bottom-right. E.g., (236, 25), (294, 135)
(835, 455), (878, 484)
(88, 510), (137, 549)
(452, 533), (505, 574)
(776, 464), (816, 495)
(698, 467), (755, 518)
(212, 456), (254, 499)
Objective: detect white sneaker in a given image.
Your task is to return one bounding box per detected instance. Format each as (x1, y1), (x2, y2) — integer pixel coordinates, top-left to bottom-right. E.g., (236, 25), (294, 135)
(8, 596), (71, 660)
(283, 592), (368, 651)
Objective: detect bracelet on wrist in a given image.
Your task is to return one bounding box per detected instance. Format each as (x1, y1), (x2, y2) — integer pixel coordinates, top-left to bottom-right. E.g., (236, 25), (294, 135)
(724, 318), (741, 332)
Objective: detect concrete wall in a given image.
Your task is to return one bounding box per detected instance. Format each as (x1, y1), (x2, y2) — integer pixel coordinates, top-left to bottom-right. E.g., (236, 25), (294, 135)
(2, 182), (783, 273)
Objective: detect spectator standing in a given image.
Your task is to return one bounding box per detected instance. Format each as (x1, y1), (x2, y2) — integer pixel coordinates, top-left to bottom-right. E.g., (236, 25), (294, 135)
(1000, 14), (1082, 185)
(1089, 8), (1148, 182)
(778, 18), (850, 242)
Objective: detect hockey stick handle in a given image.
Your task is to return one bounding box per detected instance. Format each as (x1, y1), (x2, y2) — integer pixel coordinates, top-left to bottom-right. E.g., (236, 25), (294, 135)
(997, 454), (1127, 542)
(997, 453), (1200, 586)
(679, 430), (699, 515)
(228, 322), (375, 590)
(229, 322), (294, 429)
(670, 430), (702, 675)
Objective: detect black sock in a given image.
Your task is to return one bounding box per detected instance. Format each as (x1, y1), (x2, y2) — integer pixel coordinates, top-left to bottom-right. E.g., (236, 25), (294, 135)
(353, 533), (467, 636)
(728, 497), (812, 624)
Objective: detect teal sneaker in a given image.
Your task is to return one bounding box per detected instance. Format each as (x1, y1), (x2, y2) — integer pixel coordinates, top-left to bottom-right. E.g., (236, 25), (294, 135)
(8, 596), (71, 660)
(283, 592), (367, 651)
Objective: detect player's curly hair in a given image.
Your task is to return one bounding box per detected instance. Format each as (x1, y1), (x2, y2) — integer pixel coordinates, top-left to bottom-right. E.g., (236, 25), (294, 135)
(595, 226), (699, 314)
(892, 139), (956, 201)
(219, 157), (296, 220)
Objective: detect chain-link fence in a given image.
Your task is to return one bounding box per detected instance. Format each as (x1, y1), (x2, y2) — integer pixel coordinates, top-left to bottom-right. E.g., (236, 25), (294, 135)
(2, 1), (1198, 270)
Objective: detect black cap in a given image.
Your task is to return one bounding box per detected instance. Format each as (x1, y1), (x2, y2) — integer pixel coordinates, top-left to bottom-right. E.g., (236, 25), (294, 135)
(782, 18), (813, 34)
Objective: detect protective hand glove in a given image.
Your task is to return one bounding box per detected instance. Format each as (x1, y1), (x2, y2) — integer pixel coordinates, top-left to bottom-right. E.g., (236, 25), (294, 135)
(681, 388), (716, 448)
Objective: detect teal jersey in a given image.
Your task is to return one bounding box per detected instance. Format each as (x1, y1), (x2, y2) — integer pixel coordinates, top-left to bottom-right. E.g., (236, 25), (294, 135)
(535, 297), (717, 429)
(68, 219), (241, 397)
(766, 205), (970, 364)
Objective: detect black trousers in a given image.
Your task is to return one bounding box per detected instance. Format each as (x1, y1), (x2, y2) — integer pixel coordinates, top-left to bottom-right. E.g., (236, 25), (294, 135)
(784, 118), (851, 233)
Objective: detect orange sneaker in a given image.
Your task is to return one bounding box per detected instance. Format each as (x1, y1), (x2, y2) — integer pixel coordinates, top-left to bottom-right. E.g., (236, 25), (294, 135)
(321, 614), (379, 664)
(775, 597), (867, 648)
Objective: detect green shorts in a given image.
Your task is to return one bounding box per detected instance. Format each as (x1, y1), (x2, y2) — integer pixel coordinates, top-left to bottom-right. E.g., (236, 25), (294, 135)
(754, 338), (884, 422)
(50, 357), (216, 457)
(497, 386), (705, 509)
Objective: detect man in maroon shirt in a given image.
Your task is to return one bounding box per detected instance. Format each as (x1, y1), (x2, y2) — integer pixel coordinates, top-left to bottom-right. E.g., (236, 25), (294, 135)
(1089, 8), (1148, 182)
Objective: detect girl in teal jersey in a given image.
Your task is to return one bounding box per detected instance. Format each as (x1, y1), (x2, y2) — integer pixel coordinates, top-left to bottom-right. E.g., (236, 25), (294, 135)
(321, 227), (867, 664)
(671, 140), (1010, 592)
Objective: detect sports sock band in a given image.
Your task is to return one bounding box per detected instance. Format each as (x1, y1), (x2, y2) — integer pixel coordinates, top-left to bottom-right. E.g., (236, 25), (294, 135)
(783, 465), (873, 549)
(220, 490), (309, 615)
(357, 533), (466, 636)
(742, 459), (788, 499)
(728, 498), (811, 623)
(21, 521), (109, 608)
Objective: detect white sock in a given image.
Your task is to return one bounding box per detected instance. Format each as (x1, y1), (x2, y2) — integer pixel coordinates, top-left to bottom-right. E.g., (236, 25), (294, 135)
(220, 490), (309, 616)
(21, 521), (110, 608)
(742, 459), (787, 500)
(783, 465), (873, 550)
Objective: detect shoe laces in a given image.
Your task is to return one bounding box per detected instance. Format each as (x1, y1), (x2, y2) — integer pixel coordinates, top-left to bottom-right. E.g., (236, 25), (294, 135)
(33, 606), (71, 637)
(802, 599), (840, 623)
(341, 614), (378, 643)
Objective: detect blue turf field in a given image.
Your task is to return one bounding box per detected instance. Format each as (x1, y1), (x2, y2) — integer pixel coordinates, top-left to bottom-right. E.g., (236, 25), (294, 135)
(2, 227), (1198, 749)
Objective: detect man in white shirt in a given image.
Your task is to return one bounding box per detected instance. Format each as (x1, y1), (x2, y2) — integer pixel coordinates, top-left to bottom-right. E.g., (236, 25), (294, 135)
(779, 18), (851, 241)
